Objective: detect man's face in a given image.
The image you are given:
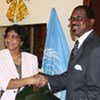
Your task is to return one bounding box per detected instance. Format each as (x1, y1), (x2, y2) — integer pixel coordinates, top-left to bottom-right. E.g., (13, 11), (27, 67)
(69, 8), (93, 37)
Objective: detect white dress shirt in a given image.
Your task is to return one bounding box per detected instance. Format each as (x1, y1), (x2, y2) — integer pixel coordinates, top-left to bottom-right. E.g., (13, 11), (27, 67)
(77, 29), (94, 49)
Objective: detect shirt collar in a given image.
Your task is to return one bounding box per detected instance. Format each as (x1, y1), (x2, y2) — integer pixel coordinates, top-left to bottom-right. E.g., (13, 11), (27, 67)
(77, 29), (94, 48)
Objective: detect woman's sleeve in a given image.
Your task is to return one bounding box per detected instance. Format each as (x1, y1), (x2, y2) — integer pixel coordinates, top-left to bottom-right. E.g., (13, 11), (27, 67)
(0, 60), (11, 90)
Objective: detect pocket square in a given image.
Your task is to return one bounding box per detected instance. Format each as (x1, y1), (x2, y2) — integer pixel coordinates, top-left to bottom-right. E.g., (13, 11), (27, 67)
(74, 64), (82, 71)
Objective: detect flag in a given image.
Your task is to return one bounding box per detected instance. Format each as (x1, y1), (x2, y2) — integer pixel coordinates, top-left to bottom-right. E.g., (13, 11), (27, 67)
(42, 8), (70, 100)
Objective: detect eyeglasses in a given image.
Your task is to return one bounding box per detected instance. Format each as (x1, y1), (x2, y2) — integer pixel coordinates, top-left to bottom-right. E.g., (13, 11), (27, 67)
(68, 16), (85, 22)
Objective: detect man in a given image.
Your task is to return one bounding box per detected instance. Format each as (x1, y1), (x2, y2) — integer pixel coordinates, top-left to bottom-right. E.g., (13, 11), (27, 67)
(35, 5), (100, 100)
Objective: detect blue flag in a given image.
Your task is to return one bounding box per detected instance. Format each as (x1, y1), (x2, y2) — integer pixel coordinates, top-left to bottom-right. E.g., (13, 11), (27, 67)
(42, 8), (70, 100)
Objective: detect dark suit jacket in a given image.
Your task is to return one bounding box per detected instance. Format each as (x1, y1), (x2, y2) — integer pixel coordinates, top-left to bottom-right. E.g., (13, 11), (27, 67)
(48, 31), (100, 100)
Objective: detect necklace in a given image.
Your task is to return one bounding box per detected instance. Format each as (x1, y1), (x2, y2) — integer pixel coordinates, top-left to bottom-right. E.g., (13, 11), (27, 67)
(13, 53), (21, 65)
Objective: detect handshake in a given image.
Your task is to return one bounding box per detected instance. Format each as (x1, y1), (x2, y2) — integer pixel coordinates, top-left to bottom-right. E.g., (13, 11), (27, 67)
(16, 73), (60, 100)
(30, 73), (48, 89)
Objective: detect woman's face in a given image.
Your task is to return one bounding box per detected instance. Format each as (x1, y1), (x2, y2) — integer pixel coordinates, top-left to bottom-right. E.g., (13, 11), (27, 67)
(4, 30), (23, 51)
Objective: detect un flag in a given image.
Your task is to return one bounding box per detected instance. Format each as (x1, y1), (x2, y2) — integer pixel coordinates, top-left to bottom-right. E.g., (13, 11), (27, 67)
(42, 8), (70, 100)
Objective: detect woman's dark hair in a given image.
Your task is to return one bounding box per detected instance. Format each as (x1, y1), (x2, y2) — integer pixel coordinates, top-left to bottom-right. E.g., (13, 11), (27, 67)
(74, 5), (95, 19)
(5, 24), (28, 51)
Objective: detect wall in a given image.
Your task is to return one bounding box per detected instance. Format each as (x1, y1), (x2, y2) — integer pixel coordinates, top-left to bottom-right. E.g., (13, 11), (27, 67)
(0, 28), (5, 49)
(0, 0), (82, 50)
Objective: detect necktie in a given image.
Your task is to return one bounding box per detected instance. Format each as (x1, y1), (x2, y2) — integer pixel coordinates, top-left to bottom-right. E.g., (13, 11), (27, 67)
(71, 40), (79, 58)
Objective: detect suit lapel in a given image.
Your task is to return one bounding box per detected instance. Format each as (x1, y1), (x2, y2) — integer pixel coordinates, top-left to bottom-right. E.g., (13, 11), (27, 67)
(67, 44), (83, 73)
(67, 31), (95, 74)
(0, 49), (19, 77)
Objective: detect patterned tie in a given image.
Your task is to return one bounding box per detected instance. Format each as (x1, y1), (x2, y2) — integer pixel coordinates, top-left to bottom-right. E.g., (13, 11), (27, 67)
(71, 40), (79, 58)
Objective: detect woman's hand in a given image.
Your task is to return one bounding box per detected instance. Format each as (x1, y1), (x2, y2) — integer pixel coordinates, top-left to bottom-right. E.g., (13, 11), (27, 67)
(32, 74), (48, 88)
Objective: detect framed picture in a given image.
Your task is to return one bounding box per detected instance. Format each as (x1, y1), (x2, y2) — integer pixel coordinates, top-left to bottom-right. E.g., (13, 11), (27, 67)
(24, 24), (46, 68)
(83, 0), (100, 36)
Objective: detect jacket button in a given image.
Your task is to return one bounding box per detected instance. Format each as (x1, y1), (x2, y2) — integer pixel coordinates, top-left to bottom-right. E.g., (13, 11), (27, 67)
(13, 91), (16, 93)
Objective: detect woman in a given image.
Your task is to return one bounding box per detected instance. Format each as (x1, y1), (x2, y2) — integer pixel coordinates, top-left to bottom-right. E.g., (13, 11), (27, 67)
(0, 24), (40, 100)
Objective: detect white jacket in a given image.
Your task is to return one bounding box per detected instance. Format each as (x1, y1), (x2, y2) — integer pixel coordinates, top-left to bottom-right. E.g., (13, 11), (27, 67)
(0, 49), (39, 100)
